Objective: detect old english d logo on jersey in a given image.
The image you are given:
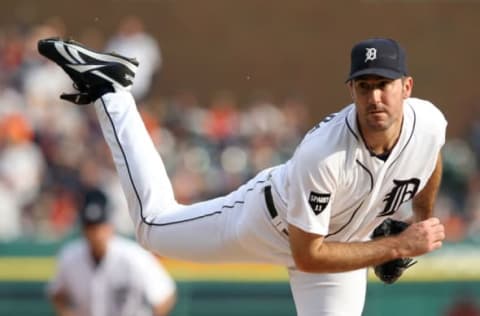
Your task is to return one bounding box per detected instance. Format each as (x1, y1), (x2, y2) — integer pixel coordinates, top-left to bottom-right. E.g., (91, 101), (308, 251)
(308, 192), (331, 215)
(379, 178), (420, 217)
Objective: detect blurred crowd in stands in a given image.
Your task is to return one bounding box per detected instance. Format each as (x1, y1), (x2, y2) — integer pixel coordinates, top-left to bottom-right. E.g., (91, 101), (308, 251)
(0, 16), (479, 244)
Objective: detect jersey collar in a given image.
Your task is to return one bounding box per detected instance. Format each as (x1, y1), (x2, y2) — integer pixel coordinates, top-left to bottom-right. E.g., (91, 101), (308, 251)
(345, 100), (416, 164)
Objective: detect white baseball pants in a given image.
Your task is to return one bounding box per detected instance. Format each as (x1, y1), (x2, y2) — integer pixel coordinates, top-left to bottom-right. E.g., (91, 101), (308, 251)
(93, 91), (367, 316)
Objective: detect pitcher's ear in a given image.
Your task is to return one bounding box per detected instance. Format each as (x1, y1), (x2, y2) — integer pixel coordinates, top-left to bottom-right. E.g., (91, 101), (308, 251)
(402, 76), (413, 98)
(347, 80), (355, 100)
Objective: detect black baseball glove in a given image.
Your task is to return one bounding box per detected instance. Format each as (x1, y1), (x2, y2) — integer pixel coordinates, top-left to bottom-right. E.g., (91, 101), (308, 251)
(371, 218), (417, 284)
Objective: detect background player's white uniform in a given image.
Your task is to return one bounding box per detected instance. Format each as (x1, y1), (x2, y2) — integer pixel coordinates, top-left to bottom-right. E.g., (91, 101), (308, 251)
(48, 236), (176, 316)
(94, 91), (446, 316)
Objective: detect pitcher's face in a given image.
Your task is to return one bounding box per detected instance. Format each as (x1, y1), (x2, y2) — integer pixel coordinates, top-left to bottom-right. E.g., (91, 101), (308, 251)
(349, 75), (413, 132)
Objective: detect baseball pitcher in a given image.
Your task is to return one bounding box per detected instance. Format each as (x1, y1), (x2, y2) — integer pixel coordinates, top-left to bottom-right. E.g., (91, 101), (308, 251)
(38, 37), (446, 316)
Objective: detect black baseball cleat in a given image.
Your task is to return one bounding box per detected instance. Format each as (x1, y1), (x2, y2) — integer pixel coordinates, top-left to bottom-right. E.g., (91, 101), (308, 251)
(37, 37), (139, 104)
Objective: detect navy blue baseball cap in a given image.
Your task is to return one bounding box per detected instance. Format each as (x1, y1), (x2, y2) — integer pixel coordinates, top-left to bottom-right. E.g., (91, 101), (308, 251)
(79, 189), (110, 226)
(347, 38), (408, 81)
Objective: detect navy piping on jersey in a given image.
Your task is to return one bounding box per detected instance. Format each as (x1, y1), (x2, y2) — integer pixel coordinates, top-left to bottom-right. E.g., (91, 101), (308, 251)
(346, 104), (416, 167)
(355, 159), (374, 192)
(387, 103), (416, 170)
(100, 97), (265, 226)
(325, 160), (373, 238)
(345, 115), (359, 141)
(326, 201), (364, 238)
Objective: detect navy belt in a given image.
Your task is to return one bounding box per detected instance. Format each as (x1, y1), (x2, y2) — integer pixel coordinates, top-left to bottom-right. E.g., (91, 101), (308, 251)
(264, 185), (289, 236)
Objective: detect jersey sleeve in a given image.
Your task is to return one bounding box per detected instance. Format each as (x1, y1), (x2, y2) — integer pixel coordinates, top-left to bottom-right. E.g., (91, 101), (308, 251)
(285, 138), (338, 236)
(424, 100), (447, 148)
(410, 98), (448, 189)
(409, 98), (447, 148)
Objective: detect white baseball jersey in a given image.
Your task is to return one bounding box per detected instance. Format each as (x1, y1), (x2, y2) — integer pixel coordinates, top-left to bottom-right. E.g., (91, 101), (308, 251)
(48, 236), (175, 316)
(93, 92), (446, 316)
(271, 97), (447, 242)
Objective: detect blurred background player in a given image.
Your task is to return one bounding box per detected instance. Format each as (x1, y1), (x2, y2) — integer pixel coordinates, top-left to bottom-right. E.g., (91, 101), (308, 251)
(47, 188), (176, 316)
